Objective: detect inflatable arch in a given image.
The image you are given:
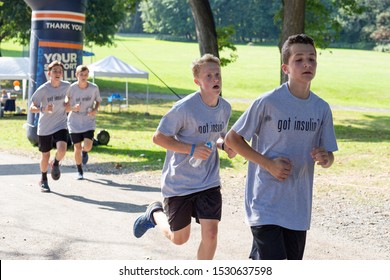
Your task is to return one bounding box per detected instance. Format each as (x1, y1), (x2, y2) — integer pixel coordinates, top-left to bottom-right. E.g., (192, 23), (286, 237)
(24, 0), (86, 145)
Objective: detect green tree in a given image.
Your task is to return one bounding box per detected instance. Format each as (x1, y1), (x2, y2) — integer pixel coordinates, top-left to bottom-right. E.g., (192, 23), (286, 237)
(370, 11), (390, 46)
(139, 0), (195, 39)
(84, 0), (138, 47)
(212, 0), (281, 43)
(0, 0), (31, 55)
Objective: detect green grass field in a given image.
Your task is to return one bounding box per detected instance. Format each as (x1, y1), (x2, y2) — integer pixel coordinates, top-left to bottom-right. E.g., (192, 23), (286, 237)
(0, 36), (389, 185)
(2, 34), (390, 108)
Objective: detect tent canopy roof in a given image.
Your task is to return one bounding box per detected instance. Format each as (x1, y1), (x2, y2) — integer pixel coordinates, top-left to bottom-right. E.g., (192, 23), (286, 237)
(0, 57), (30, 80)
(88, 55), (149, 79)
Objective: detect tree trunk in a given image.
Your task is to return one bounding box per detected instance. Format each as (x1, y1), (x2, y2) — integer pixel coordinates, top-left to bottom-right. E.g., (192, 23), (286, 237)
(189, 0), (219, 58)
(279, 0), (306, 84)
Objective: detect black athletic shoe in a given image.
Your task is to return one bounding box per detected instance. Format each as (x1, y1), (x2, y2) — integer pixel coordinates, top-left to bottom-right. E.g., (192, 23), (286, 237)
(40, 180), (50, 192)
(50, 161), (61, 181)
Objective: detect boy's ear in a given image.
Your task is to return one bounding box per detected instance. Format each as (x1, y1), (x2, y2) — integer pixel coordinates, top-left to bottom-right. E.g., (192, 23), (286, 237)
(281, 64), (289, 75)
(194, 77), (200, 86)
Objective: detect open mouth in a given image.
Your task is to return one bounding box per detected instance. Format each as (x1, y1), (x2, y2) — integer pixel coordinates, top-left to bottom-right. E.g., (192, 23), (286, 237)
(213, 85), (220, 89)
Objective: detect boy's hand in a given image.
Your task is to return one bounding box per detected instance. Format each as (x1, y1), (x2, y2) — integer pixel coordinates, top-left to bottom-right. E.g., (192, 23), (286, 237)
(73, 103), (81, 112)
(88, 109), (97, 117)
(192, 144), (213, 160)
(267, 157), (292, 182)
(311, 147), (331, 167)
(64, 102), (71, 112)
(224, 144), (237, 159)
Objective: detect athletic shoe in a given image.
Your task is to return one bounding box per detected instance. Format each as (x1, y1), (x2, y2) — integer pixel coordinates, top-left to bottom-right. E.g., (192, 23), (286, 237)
(133, 201), (163, 238)
(50, 161), (61, 181)
(40, 180), (50, 192)
(82, 151), (89, 165)
(76, 172), (84, 180)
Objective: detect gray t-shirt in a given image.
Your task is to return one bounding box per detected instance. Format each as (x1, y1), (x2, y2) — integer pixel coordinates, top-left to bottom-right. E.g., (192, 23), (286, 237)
(232, 83), (338, 230)
(157, 91), (232, 197)
(31, 80), (70, 136)
(67, 82), (102, 133)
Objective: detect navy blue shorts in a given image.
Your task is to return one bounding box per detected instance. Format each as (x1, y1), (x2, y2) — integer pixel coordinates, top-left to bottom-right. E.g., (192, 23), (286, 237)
(38, 129), (68, 153)
(250, 225), (307, 260)
(163, 186), (222, 232)
(69, 130), (95, 144)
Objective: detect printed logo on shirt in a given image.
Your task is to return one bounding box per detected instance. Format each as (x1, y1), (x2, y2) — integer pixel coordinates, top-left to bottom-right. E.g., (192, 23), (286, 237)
(74, 96), (92, 103)
(47, 95), (64, 103)
(198, 121), (225, 134)
(277, 117), (320, 132)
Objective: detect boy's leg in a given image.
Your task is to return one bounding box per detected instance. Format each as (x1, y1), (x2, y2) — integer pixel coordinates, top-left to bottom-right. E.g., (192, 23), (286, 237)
(54, 140), (68, 161)
(250, 225), (287, 260)
(38, 135), (52, 192)
(198, 219), (219, 259)
(38, 135), (52, 173)
(73, 142), (83, 179)
(133, 195), (194, 245)
(50, 129), (69, 180)
(73, 142), (83, 165)
(154, 211), (191, 245)
(194, 186), (222, 260)
(283, 228), (307, 260)
(70, 133), (84, 179)
(83, 137), (93, 153)
(81, 130), (94, 165)
(40, 151), (51, 174)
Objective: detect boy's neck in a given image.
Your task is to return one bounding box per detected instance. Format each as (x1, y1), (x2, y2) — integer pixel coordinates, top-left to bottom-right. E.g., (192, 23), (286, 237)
(199, 91), (219, 107)
(287, 80), (311, 99)
(78, 81), (88, 89)
(50, 80), (61, 88)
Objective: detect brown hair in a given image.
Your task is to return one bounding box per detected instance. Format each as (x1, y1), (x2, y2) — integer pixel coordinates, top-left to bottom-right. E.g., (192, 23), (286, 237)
(191, 53), (220, 78)
(281, 34), (316, 64)
(48, 60), (64, 71)
(76, 64), (89, 74)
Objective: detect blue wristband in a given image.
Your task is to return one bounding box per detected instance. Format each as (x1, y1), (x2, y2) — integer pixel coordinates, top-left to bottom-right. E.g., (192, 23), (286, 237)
(190, 144), (196, 156)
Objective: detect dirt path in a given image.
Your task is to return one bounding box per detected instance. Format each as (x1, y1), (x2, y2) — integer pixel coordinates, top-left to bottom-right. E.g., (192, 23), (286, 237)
(1, 146), (389, 260)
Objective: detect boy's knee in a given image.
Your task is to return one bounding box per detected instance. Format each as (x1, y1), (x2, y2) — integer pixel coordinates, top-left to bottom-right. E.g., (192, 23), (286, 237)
(171, 233), (190, 245)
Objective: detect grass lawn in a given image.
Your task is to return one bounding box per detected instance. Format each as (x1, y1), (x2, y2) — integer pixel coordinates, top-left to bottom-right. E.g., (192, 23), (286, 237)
(1, 35), (389, 109)
(0, 35), (389, 192)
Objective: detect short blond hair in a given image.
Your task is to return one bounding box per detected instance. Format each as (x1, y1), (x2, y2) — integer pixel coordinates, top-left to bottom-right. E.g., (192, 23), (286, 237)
(191, 53), (220, 78)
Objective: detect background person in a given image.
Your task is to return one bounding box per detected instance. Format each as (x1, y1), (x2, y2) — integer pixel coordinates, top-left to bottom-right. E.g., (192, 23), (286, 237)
(29, 60), (71, 192)
(67, 65), (101, 180)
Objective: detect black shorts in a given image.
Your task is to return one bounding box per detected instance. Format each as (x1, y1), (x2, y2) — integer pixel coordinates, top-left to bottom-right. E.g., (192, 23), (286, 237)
(163, 186), (222, 232)
(250, 225), (307, 260)
(69, 130), (95, 144)
(38, 129), (68, 153)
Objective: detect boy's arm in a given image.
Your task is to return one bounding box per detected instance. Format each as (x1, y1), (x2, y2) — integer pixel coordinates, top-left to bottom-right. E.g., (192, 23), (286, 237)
(152, 130), (212, 160)
(225, 130), (292, 182)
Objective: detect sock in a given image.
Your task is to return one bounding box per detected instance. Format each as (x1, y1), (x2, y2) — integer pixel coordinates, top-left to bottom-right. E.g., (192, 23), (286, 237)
(77, 164), (83, 174)
(42, 172), (48, 181)
(82, 151), (88, 156)
(53, 158), (60, 166)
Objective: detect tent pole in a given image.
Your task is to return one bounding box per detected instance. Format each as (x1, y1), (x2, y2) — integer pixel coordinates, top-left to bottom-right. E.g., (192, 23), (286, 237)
(22, 79), (27, 100)
(146, 79), (149, 114)
(126, 81), (128, 106)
